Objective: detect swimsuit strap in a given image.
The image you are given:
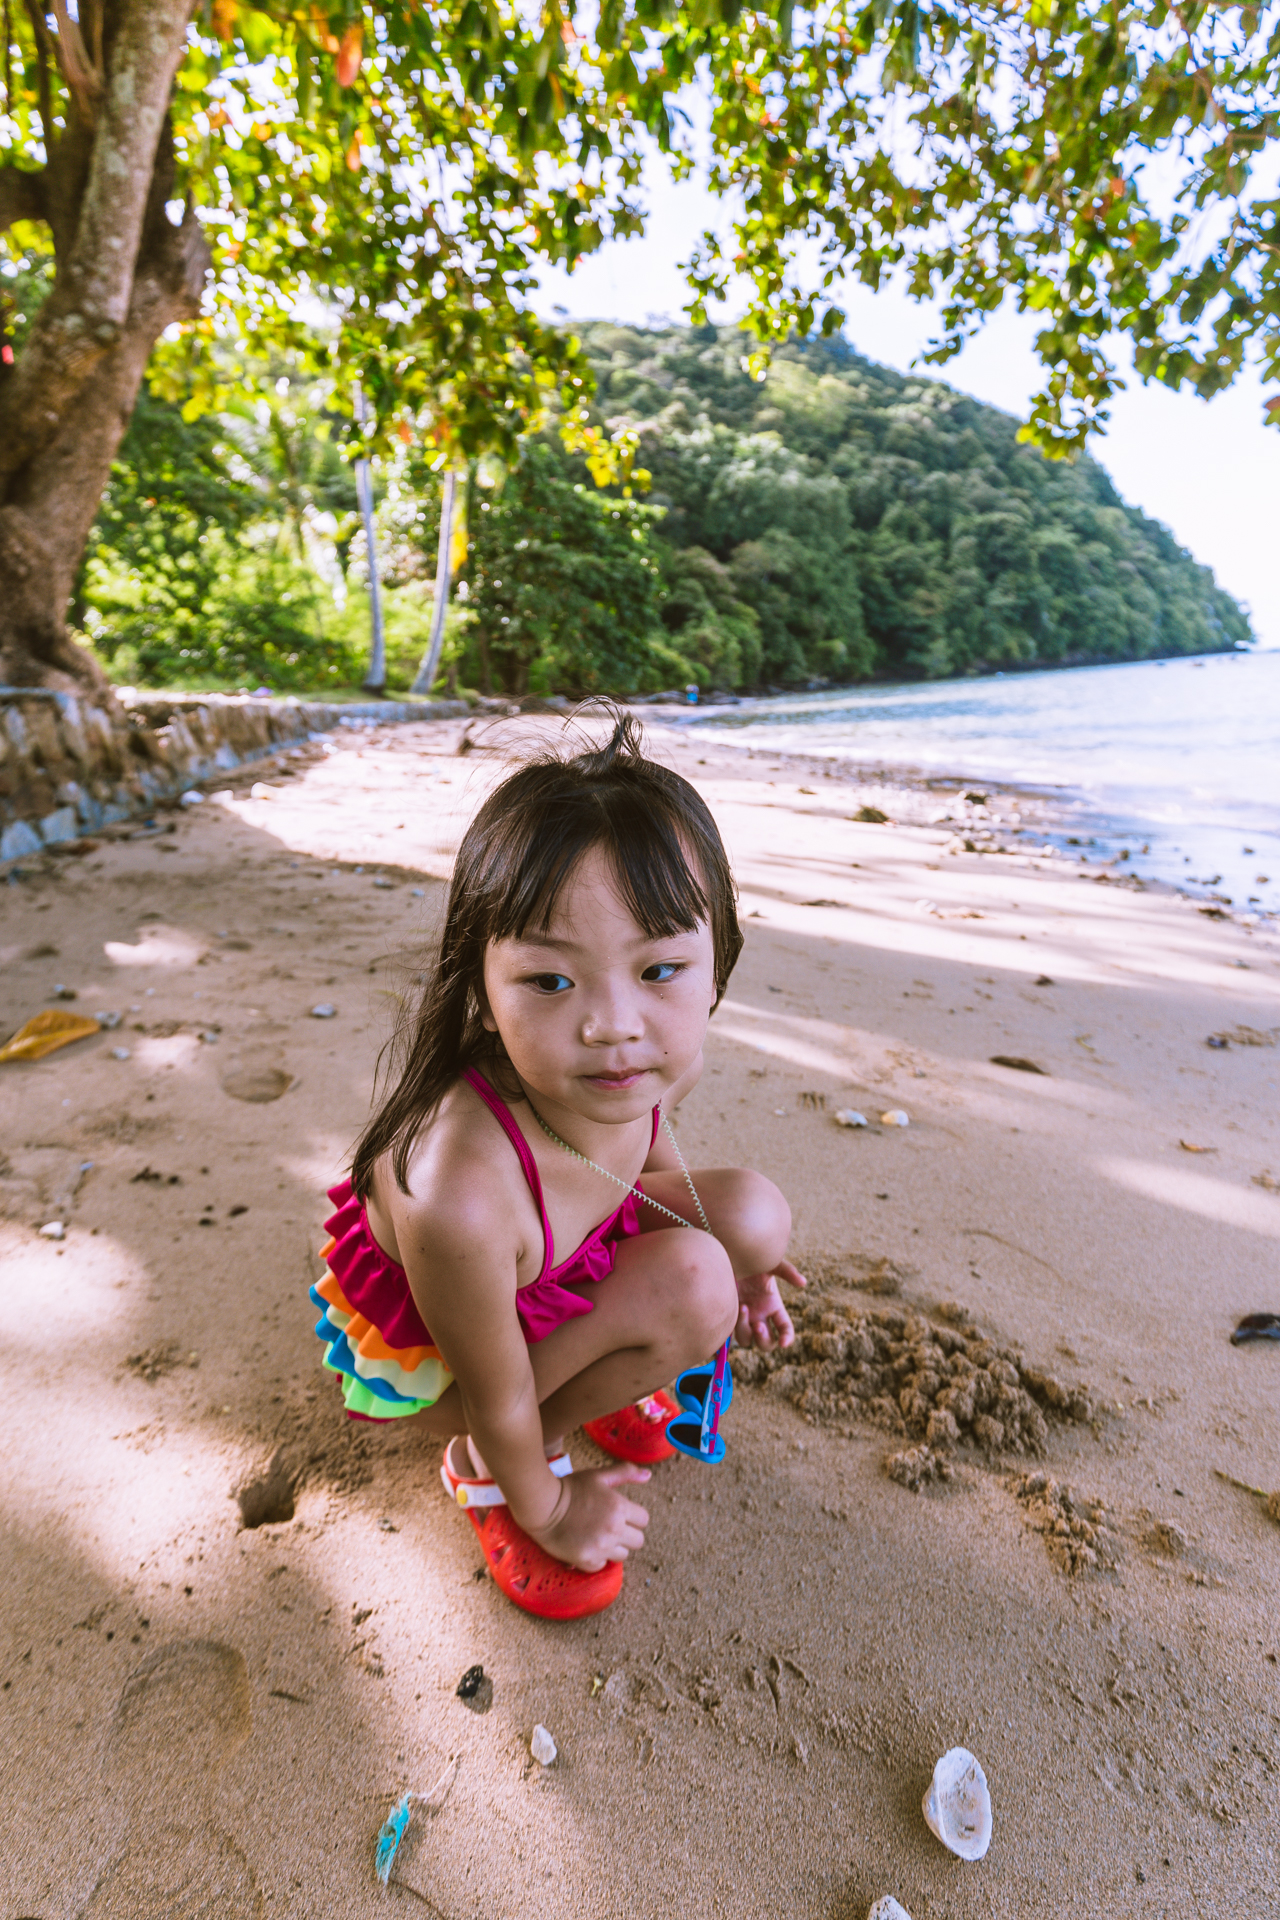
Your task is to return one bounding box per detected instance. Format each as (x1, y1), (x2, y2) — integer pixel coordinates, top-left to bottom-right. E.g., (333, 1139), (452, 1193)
(462, 1067), (553, 1284)
(461, 1066), (660, 1284)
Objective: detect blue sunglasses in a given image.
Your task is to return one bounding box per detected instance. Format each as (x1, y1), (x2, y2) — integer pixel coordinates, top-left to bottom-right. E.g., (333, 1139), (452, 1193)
(668, 1339), (733, 1464)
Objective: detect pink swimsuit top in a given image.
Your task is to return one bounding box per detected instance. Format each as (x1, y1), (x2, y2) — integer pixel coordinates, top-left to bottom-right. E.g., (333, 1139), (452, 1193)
(322, 1066), (659, 1350)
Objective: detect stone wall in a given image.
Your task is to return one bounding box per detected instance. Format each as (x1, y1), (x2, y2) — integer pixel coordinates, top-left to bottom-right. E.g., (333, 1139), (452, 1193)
(0, 687), (468, 864)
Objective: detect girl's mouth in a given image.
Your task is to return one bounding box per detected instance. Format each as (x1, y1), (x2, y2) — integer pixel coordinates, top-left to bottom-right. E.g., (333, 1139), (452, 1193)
(583, 1068), (649, 1089)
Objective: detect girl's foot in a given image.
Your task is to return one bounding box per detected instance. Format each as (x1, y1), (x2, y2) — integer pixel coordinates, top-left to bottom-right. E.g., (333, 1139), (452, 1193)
(583, 1391), (679, 1465)
(441, 1438), (623, 1622)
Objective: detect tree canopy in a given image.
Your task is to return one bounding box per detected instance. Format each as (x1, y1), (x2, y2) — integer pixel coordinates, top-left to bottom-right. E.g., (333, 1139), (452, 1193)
(2, 0), (1277, 692)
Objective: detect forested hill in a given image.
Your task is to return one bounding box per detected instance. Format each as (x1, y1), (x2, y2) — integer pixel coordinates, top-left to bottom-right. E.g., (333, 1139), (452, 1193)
(567, 323), (1252, 690)
(81, 321), (1251, 701)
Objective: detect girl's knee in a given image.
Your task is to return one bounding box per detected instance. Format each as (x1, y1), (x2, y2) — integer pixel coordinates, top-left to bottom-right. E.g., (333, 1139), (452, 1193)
(723, 1169), (790, 1265)
(668, 1234), (738, 1347)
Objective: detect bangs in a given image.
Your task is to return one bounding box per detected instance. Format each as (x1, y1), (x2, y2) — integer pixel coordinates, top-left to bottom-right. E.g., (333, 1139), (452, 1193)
(485, 783), (712, 947)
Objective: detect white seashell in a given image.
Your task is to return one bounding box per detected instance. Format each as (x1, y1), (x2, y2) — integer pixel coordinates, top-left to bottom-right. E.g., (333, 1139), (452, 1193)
(867, 1900), (913, 1920)
(530, 1724), (557, 1766)
(834, 1109), (868, 1128)
(922, 1747), (991, 1860)
(880, 1109), (910, 1127)
(38, 1221), (66, 1241)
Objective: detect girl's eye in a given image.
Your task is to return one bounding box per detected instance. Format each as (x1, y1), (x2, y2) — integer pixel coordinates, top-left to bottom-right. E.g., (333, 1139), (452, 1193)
(641, 962), (682, 984)
(529, 972), (572, 994)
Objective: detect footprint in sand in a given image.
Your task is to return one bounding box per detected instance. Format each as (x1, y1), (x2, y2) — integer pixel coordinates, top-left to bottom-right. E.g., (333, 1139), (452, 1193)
(81, 1639), (263, 1919)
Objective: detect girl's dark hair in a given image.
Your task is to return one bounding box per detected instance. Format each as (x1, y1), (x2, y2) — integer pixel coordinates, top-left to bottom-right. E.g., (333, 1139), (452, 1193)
(352, 710), (743, 1197)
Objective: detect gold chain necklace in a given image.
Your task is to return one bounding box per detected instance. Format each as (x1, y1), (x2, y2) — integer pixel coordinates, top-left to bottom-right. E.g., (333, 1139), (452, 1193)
(528, 1102), (711, 1237)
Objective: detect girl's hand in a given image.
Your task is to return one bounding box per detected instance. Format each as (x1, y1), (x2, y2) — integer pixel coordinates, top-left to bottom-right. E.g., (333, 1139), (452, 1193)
(528, 1463), (651, 1573)
(734, 1259), (807, 1350)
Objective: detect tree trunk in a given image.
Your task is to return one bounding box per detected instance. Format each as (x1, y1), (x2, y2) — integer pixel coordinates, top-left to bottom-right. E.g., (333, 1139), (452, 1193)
(410, 469), (458, 696)
(0, 0), (207, 696)
(354, 385), (386, 692)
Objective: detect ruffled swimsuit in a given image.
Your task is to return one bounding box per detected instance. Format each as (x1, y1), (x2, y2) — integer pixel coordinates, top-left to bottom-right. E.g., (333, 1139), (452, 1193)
(311, 1067), (660, 1421)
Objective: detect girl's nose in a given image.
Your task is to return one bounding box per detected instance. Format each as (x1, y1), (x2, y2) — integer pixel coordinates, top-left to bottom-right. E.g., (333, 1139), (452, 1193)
(580, 986), (643, 1045)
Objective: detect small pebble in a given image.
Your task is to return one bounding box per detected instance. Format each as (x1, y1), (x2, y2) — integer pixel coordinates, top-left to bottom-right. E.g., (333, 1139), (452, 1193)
(456, 1664), (493, 1713)
(372, 877), (394, 889)
(38, 1221), (66, 1241)
(111, 1047), (131, 1061)
(530, 1724), (557, 1766)
(179, 790), (204, 807)
(834, 1109), (868, 1128)
(881, 1109), (910, 1127)
(95, 1010), (123, 1029)
(457, 1664), (486, 1699)
(410, 888), (425, 897)
(310, 1004), (337, 1019)
(867, 1900), (913, 1920)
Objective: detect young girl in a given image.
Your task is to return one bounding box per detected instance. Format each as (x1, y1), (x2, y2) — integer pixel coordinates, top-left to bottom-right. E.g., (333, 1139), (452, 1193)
(311, 714), (804, 1620)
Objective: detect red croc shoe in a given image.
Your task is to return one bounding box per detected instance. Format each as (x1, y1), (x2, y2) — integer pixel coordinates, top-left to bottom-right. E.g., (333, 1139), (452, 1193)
(440, 1437), (623, 1621)
(583, 1391), (679, 1464)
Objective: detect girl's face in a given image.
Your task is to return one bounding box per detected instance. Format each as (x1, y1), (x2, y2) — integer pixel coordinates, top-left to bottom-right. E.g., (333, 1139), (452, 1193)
(480, 843), (717, 1126)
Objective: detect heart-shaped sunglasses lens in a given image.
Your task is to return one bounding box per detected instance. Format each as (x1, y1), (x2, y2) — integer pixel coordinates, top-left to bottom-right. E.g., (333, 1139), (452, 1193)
(667, 1418), (726, 1464)
(673, 1363), (734, 1421)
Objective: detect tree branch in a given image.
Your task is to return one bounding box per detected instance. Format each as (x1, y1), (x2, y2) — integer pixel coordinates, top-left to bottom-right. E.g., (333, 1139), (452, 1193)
(50, 0), (104, 121)
(21, 0), (54, 151)
(0, 163), (47, 232)
(0, 0), (194, 486)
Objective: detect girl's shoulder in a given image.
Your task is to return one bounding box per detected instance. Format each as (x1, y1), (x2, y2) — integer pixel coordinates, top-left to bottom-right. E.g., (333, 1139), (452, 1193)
(365, 1072), (535, 1268)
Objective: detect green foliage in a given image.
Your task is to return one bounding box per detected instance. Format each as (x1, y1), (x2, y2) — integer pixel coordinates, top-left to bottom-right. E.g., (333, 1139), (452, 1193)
(138, 2), (1280, 452)
(6, 0), (1279, 473)
(457, 446), (671, 696)
(80, 387), (362, 691)
(576, 323), (1253, 682)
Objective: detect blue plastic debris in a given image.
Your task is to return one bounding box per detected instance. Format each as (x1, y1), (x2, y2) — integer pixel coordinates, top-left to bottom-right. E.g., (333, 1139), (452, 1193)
(373, 1756), (458, 1888)
(375, 1792), (414, 1886)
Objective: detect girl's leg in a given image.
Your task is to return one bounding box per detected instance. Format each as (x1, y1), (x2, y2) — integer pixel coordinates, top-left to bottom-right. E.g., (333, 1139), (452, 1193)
(405, 1220), (739, 1450)
(635, 1167), (792, 1281)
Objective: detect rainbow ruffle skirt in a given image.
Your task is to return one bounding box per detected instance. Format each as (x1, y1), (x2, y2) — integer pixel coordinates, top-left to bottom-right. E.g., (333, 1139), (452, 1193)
(311, 1233), (453, 1421)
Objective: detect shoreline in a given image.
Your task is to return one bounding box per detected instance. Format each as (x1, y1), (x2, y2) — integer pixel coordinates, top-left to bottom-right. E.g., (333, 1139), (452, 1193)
(644, 656), (1280, 933)
(641, 705), (1279, 932)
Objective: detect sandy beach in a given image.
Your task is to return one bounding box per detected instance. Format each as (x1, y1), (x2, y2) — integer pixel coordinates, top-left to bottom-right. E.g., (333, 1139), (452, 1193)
(3, 711), (1279, 1919)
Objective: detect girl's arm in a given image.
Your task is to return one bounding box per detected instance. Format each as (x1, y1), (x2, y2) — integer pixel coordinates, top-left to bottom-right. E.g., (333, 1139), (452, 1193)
(398, 1184), (566, 1532)
(389, 1140), (650, 1569)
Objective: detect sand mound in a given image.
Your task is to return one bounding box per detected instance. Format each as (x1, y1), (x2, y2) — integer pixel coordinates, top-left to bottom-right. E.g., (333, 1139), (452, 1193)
(1011, 1471), (1120, 1575)
(731, 1293), (1096, 1457)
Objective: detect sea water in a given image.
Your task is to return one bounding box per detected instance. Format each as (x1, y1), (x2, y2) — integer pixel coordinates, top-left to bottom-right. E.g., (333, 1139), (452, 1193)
(675, 650), (1280, 918)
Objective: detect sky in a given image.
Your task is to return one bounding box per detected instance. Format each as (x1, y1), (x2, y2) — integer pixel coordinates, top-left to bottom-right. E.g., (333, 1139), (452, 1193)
(534, 157), (1280, 651)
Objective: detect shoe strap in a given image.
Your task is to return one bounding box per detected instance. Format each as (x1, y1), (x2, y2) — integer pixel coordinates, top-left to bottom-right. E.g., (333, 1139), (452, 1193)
(443, 1444), (572, 1510)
